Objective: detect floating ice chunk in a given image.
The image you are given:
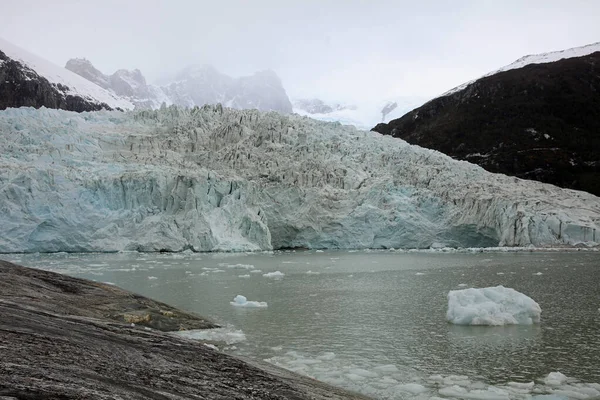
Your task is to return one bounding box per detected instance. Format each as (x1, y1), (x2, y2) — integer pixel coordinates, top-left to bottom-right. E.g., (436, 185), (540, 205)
(226, 263), (255, 270)
(415, 272), (425, 275)
(238, 274), (250, 278)
(439, 385), (510, 400)
(204, 343), (219, 351)
(447, 286), (541, 325)
(175, 326), (247, 345)
(534, 272), (544, 275)
(396, 383), (428, 394)
(507, 381), (535, 390)
(263, 271), (285, 279)
(316, 352), (336, 361)
(544, 372), (568, 386)
(249, 269), (263, 274)
(147, 276), (158, 280)
(230, 294), (268, 308)
(373, 364), (399, 373)
(458, 283), (468, 287)
(349, 368), (379, 378)
(306, 270), (320, 275)
(316, 250), (324, 252)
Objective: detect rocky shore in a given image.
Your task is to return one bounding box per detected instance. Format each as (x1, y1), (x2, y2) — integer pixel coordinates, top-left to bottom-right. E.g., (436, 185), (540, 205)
(0, 260), (368, 399)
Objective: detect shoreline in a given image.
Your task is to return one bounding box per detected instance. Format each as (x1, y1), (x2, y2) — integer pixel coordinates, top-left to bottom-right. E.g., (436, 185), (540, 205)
(0, 259), (369, 399)
(0, 244), (598, 257)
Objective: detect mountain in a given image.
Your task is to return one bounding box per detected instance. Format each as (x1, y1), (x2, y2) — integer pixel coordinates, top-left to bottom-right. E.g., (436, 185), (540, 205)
(372, 42), (600, 196)
(65, 58), (168, 109)
(293, 97), (426, 130)
(66, 59), (293, 113)
(1, 105), (598, 253)
(0, 37), (133, 112)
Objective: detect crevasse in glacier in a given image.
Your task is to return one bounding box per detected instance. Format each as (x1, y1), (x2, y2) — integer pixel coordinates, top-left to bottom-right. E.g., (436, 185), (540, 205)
(0, 105), (598, 252)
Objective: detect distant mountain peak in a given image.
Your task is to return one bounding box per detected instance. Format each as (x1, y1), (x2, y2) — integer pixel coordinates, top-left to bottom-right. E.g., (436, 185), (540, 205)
(65, 58), (293, 114)
(0, 37), (132, 111)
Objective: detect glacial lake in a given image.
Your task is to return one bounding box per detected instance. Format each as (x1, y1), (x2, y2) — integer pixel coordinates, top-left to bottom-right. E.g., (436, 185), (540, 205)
(4, 249), (600, 399)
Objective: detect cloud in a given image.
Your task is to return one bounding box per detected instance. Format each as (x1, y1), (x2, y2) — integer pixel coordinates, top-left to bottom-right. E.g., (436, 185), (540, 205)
(1, 0), (599, 100)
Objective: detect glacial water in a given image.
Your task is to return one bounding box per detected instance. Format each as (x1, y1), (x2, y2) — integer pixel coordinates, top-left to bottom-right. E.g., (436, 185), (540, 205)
(4, 249), (599, 399)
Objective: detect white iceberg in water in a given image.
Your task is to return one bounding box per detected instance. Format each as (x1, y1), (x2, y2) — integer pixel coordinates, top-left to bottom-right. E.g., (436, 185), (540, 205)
(446, 286), (541, 325)
(263, 271), (285, 279)
(230, 294), (268, 308)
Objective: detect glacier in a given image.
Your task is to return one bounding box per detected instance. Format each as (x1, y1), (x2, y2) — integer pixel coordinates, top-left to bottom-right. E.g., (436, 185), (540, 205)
(0, 105), (599, 253)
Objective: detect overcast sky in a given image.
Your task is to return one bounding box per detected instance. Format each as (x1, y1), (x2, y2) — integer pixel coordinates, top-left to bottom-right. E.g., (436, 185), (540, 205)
(1, 0), (599, 102)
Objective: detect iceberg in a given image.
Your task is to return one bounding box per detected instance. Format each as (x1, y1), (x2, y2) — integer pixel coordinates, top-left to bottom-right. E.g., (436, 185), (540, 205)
(0, 105), (599, 253)
(230, 295), (267, 308)
(446, 286), (541, 325)
(263, 271), (285, 279)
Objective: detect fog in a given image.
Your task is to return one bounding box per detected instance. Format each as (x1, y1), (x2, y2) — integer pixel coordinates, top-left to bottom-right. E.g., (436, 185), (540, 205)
(2, 0), (599, 102)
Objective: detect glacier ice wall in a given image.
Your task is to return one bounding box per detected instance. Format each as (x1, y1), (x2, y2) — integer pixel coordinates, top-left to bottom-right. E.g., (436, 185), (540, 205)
(0, 105), (599, 252)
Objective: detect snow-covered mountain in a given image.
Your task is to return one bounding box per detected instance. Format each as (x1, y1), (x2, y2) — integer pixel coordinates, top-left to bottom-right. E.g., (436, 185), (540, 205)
(293, 97), (427, 130)
(0, 37), (133, 111)
(374, 42), (600, 196)
(443, 41), (600, 96)
(1, 106), (598, 253)
(65, 58), (168, 109)
(66, 59), (293, 113)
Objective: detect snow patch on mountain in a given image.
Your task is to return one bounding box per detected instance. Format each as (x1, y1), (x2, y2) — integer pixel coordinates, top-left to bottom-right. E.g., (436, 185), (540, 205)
(0, 106), (598, 253)
(0, 38), (133, 110)
(443, 41), (600, 96)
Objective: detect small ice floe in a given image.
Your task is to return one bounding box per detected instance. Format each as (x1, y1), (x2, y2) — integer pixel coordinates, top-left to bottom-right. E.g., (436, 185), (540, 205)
(230, 295), (268, 308)
(238, 274), (250, 278)
(249, 269), (263, 274)
(457, 283), (468, 287)
(147, 276), (158, 280)
(446, 285), (541, 325)
(263, 271), (285, 279)
(415, 272), (425, 276)
(226, 263), (255, 270)
(534, 272), (543, 275)
(306, 270), (320, 275)
(175, 326), (247, 345)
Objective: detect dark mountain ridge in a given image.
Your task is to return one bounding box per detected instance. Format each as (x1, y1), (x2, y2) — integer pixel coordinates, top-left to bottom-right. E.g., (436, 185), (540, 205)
(373, 46), (600, 196)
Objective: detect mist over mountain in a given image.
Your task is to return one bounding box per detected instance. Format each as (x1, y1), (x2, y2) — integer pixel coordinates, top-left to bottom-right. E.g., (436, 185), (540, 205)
(66, 58), (293, 113)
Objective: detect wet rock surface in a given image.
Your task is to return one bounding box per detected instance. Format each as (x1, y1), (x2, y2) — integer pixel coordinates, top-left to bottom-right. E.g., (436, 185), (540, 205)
(0, 260), (368, 399)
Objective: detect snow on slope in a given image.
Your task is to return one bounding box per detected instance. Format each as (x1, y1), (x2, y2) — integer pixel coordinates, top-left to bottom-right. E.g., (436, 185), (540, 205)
(0, 105), (599, 253)
(443, 41), (600, 96)
(0, 37), (133, 110)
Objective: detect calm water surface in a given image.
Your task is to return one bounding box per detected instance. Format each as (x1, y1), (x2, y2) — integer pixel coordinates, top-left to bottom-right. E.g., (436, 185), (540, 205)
(5, 250), (600, 394)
